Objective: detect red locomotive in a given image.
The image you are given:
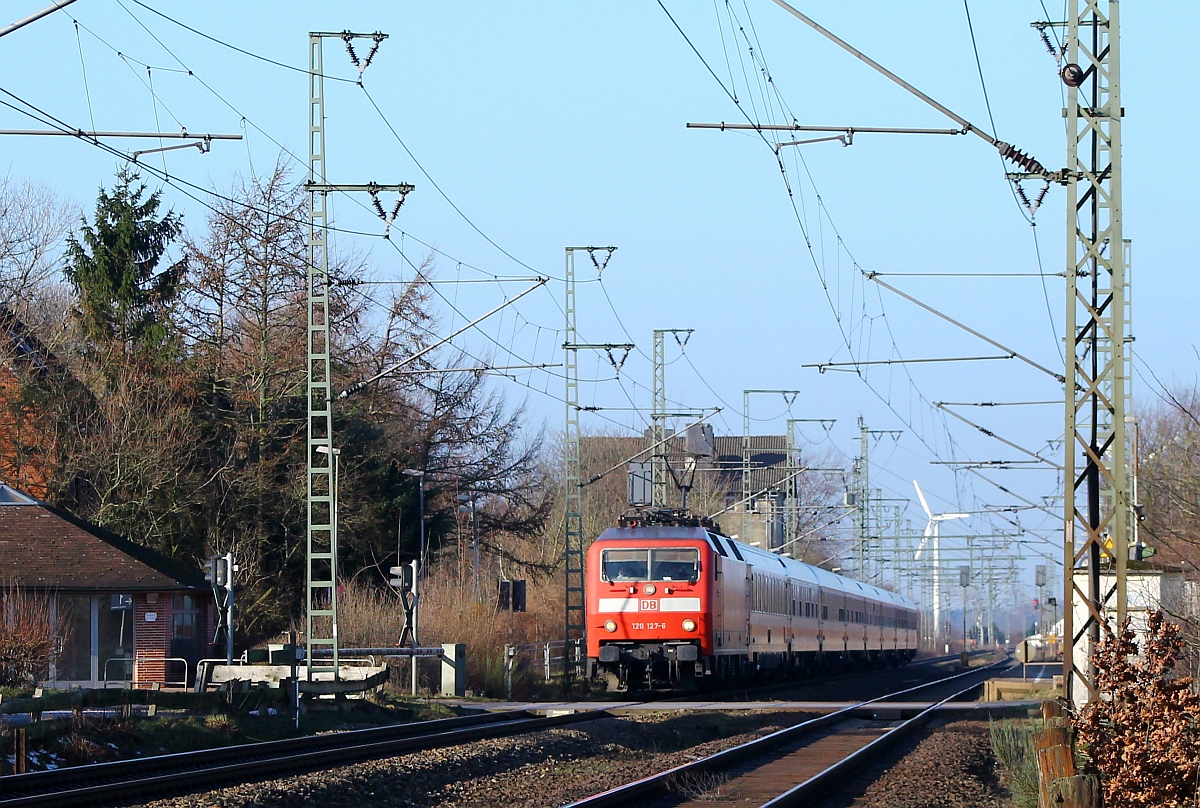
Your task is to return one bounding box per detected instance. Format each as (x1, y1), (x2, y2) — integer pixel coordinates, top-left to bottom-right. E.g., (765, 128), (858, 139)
(586, 510), (919, 691)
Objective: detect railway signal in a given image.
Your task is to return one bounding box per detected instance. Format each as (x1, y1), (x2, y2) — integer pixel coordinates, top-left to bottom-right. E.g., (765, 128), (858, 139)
(204, 552), (238, 665)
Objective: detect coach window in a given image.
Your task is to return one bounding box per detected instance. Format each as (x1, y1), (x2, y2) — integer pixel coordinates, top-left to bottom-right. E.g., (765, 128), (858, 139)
(650, 548), (700, 582)
(602, 549), (648, 581)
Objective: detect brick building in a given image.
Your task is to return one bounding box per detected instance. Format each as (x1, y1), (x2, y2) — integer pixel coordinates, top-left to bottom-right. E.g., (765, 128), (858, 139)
(0, 483), (213, 688)
(0, 302), (93, 502)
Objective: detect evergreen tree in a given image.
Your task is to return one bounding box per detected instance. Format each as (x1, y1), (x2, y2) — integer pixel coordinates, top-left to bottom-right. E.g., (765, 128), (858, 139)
(64, 167), (185, 359)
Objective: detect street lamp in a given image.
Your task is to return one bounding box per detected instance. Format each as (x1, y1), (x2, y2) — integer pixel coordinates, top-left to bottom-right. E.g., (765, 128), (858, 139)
(458, 492), (480, 594)
(959, 565), (970, 667)
(402, 469), (426, 578)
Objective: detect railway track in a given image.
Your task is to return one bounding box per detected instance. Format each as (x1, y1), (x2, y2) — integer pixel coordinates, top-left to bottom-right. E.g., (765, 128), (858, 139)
(563, 659), (1005, 807)
(1, 656), (1007, 807)
(0, 708), (604, 807)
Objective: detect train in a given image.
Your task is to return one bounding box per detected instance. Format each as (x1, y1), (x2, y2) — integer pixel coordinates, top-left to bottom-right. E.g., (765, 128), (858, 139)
(585, 509), (919, 691)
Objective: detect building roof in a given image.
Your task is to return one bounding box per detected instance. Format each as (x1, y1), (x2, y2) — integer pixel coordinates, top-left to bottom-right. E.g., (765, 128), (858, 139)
(0, 303), (88, 395)
(583, 434), (795, 499)
(0, 484), (205, 591)
(711, 435), (790, 495)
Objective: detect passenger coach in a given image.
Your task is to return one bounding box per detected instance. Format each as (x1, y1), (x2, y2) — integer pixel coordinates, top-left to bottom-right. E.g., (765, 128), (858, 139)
(585, 511), (918, 691)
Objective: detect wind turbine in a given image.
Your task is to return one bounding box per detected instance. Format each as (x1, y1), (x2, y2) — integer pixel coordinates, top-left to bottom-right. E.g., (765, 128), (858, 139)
(914, 480), (968, 652)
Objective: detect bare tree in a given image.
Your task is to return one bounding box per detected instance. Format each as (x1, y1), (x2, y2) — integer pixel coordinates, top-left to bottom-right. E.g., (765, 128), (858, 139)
(1137, 385), (1200, 569)
(0, 177), (76, 305)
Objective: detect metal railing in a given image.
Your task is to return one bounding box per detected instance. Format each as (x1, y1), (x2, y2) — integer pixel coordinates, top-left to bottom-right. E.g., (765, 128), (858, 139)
(503, 639), (585, 700)
(103, 657), (189, 689)
(194, 650), (406, 693)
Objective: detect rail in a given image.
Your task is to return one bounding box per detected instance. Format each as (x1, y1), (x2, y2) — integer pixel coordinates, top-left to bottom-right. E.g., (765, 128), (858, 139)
(563, 658), (1004, 807)
(0, 708), (608, 806)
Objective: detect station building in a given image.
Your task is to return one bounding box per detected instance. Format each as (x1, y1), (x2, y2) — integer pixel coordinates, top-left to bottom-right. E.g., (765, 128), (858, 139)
(0, 483), (213, 688)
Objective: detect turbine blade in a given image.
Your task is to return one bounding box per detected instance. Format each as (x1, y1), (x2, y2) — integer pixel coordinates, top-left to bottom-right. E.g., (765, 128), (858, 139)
(913, 479), (933, 519)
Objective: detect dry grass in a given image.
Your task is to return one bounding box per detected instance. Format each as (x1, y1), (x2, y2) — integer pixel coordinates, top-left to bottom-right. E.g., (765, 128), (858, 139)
(335, 547), (568, 697)
(337, 578), (406, 649)
(414, 560), (565, 696)
(989, 718), (1040, 808)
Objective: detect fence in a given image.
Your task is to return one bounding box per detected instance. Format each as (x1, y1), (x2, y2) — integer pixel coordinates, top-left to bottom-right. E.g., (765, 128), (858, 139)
(502, 639), (585, 700)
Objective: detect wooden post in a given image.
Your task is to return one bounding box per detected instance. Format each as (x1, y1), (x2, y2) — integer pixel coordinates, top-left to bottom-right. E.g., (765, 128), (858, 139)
(1033, 700), (1099, 808)
(14, 728), (26, 775)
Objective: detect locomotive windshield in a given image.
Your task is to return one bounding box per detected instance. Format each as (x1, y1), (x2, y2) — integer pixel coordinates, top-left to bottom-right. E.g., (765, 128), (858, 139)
(601, 548), (699, 582)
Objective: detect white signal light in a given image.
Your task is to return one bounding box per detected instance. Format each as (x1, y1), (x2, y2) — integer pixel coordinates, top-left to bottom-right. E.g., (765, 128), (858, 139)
(643, 584), (656, 595)
(682, 619), (697, 632)
(604, 620), (618, 632)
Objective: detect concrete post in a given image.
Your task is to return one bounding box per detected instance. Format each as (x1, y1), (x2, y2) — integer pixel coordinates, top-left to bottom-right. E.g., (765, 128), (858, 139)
(441, 643), (466, 697)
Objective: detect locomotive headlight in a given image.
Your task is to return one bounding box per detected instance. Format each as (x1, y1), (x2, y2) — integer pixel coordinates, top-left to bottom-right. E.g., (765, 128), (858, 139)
(643, 583), (656, 595)
(682, 619), (697, 632)
(604, 620), (618, 632)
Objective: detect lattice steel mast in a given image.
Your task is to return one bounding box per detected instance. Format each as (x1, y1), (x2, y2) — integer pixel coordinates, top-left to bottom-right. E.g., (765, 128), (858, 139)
(562, 247), (630, 650)
(306, 32), (412, 682)
(1060, 0), (1128, 708)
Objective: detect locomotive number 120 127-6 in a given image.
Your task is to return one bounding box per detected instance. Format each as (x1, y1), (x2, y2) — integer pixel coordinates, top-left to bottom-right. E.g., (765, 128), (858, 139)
(631, 622), (669, 631)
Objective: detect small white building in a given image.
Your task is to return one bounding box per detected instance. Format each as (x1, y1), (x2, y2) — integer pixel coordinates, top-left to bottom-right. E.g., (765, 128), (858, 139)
(1069, 567), (1194, 705)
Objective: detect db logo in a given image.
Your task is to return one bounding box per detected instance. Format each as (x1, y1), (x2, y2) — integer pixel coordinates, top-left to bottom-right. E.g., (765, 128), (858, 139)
(639, 599), (659, 611)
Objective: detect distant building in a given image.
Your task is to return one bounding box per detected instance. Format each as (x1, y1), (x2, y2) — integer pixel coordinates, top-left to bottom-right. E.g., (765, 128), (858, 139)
(1068, 567), (1196, 705)
(0, 483), (213, 688)
(586, 430), (796, 548)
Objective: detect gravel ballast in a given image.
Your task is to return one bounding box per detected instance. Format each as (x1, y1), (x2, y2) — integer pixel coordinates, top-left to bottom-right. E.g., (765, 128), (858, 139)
(135, 711), (804, 808)
(134, 713), (1012, 807)
(820, 719), (1010, 808)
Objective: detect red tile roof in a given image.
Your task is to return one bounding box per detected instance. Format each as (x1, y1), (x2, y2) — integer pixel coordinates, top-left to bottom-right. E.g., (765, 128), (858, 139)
(0, 485), (204, 592)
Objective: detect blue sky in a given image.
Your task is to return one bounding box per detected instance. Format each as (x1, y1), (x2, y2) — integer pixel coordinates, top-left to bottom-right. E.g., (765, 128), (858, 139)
(1, 1), (1193, 602)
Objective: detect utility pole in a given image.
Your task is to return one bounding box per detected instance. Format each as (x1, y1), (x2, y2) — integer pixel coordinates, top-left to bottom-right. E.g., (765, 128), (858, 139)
(1056, 0), (1128, 708)
(853, 419), (902, 581)
(783, 418), (834, 551)
(305, 31), (412, 684)
(855, 419), (869, 579)
(742, 390), (798, 542)
(651, 329), (693, 507)
(562, 246), (631, 662)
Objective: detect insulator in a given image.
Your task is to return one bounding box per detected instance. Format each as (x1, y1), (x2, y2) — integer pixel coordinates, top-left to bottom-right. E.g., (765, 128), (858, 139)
(1038, 28), (1056, 57)
(997, 142), (1046, 176)
(342, 32), (361, 68)
(587, 247), (613, 273)
(1014, 182), (1031, 210)
(362, 38), (383, 70)
(1061, 63), (1084, 88)
(1032, 181), (1051, 209)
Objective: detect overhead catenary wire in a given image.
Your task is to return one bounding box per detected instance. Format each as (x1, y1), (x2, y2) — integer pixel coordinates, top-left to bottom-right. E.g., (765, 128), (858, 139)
(683, 1), (1067, 532)
(37, 4), (1065, 542)
(6, 7), (755, 462)
(662, 2), (991, 495)
(0, 86), (627, 430)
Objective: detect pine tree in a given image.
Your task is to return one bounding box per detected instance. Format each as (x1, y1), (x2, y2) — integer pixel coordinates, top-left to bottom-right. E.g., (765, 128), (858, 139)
(64, 167), (185, 360)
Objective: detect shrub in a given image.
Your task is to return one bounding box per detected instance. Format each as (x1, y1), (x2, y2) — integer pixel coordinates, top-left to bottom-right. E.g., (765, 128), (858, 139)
(0, 582), (59, 688)
(1076, 610), (1200, 808)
